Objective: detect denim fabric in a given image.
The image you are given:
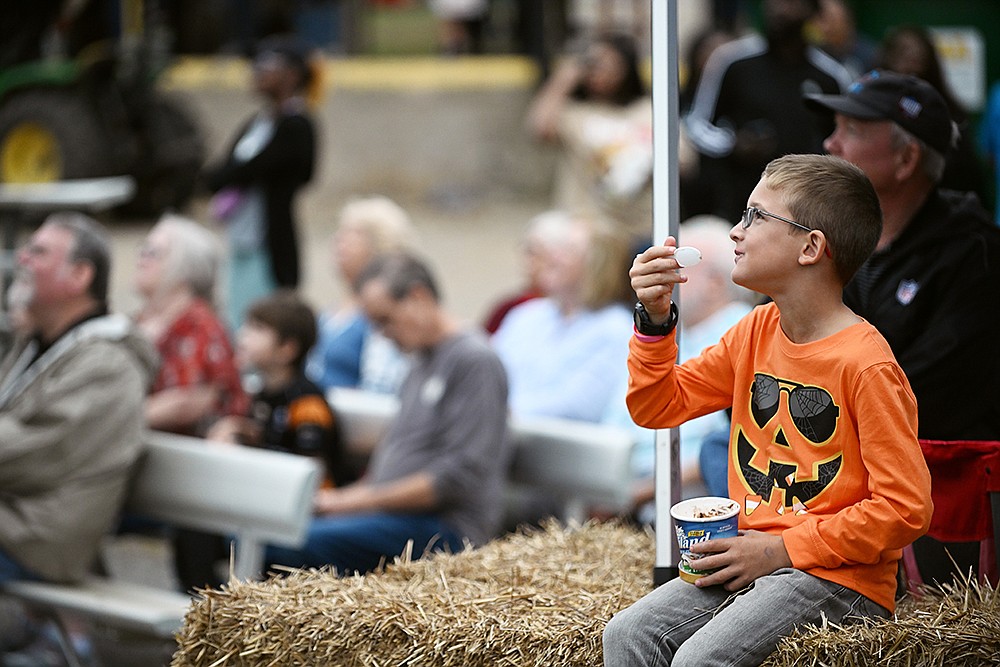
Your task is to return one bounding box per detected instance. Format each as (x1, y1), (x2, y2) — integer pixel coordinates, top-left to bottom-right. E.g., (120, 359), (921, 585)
(603, 568), (888, 667)
(265, 512), (464, 576)
(0, 547), (37, 583)
(698, 427), (730, 498)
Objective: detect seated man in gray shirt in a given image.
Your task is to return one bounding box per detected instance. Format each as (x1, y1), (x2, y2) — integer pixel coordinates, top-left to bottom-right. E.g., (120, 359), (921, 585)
(267, 252), (511, 574)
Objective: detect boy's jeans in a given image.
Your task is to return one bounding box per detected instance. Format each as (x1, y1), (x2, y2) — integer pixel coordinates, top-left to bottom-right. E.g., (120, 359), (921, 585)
(603, 567), (888, 667)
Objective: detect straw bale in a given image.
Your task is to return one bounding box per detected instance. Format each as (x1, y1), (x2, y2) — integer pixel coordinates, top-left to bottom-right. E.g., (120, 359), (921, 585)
(172, 520), (654, 666)
(762, 577), (1000, 666)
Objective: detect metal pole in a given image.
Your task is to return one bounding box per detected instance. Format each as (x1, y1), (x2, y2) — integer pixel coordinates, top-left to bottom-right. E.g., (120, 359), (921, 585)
(650, 0), (681, 587)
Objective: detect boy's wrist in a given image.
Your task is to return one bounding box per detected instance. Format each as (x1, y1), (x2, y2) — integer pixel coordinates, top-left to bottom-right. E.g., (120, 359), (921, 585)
(633, 301), (678, 337)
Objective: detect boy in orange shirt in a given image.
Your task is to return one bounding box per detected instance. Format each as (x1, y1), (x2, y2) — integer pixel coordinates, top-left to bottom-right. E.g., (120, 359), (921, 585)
(603, 154), (932, 666)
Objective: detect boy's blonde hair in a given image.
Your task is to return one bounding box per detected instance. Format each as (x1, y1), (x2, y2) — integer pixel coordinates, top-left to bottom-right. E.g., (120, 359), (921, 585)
(762, 154), (882, 285)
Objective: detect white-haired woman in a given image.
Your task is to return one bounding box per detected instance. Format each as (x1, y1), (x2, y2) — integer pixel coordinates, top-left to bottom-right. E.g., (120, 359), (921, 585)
(135, 214), (249, 437)
(306, 195), (417, 394)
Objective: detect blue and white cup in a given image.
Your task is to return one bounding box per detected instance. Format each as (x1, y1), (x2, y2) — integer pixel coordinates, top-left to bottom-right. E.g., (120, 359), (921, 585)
(670, 496), (741, 583)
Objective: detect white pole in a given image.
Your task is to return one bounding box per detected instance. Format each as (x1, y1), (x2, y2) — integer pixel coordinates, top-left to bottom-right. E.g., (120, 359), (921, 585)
(650, 0), (681, 586)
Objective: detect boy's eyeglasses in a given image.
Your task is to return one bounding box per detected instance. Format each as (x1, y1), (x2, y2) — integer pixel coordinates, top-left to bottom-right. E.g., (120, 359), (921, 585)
(750, 373), (840, 443)
(741, 207), (813, 232)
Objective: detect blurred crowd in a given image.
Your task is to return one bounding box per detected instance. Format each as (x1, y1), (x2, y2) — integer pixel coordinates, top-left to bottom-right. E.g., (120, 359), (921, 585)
(3, 0), (1000, 661)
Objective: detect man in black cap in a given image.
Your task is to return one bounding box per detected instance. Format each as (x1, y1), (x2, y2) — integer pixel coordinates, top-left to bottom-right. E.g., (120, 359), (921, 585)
(806, 69), (1000, 586)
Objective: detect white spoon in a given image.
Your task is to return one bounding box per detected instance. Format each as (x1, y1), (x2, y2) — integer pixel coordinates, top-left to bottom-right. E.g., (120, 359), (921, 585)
(674, 246), (702, 268)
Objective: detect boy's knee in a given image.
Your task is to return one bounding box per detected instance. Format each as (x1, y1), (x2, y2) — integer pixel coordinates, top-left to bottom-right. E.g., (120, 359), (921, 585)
(602, 607), (648, 665)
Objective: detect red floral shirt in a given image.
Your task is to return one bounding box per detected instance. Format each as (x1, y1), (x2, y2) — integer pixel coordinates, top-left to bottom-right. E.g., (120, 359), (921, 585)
(151, 299), (249, 433)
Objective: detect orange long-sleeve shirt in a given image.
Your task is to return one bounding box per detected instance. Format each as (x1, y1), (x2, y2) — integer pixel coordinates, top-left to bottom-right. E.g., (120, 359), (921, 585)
(628, 303), (932, 611)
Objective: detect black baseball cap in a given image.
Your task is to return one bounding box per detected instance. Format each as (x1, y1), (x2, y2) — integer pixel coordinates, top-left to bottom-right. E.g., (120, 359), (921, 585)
(804, 69), (956, 156)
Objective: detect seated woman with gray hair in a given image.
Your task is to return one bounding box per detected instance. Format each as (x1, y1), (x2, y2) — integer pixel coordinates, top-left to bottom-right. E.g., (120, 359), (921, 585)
(132, 214), (251, 592)
(134, 214), (249, 437)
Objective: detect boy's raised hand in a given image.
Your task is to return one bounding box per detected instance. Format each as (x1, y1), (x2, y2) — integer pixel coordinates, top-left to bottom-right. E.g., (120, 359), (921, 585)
(630, 236), (688, 324)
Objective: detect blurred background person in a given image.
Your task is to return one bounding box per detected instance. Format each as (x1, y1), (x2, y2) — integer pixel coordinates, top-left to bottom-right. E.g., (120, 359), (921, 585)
(480, 209), (563, 335)
(877, 24), (989, 205)
(267, 253), (511, 574)
(135, 214), (248, 437)
(306, 195), (417, 395)
(429, 0), (489, 55)
(678, 25), (737, 221)
(492, 215), (633, 424)
(204, 35), (318, 330)
(526, 32), (652, 244)
(209, 290), (351, 489)
(809, 0), (877, 79)
(684, 0), (851, 223)
(132, 213), (249, 593)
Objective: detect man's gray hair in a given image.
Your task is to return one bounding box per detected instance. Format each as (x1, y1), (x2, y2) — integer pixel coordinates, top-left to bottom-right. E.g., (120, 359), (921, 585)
(889, 121), (955, 184)
(354, 252), (440, 302)
(43, 211), (111, 304)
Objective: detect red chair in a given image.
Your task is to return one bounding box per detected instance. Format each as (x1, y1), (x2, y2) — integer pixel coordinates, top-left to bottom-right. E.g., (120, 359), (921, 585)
(901, 440), (1000, 593)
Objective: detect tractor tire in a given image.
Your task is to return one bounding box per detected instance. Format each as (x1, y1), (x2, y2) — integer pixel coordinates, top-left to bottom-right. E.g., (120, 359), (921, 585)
(121, 93), (205, 218)
(0, 87), (113, 184)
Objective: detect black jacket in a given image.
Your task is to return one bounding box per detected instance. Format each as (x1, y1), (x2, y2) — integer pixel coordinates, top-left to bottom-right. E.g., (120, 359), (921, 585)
(206, 111), (315, 288)
(844, 189), (1000, 441)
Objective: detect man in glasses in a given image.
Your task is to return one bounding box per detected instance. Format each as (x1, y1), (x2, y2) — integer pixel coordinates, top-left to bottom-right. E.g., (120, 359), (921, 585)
(0, 213), (158, 656)
(603, 154), (932, 667)
(805, 70), (1000, 585)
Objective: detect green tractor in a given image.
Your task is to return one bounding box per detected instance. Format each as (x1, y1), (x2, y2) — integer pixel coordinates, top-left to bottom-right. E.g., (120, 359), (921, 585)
(0, 0), (204, 216)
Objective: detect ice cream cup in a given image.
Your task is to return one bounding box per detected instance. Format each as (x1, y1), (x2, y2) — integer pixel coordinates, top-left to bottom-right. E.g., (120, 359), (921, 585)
(670, 496), (741, 584)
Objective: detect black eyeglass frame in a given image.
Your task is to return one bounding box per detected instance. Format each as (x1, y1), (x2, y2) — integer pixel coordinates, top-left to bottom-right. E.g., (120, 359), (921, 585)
(741, 207), (813, 232)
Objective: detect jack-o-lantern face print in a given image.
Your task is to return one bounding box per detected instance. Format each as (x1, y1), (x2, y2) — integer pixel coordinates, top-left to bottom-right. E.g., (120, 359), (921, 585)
(735, 373), (843, 517)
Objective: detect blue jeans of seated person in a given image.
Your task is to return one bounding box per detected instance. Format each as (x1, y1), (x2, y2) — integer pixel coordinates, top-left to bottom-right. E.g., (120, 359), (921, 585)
(0, 547), (38, 583)
(602, 568), (888, 667)
(265, 512), (464, 576)
(699, 427), (730, 498)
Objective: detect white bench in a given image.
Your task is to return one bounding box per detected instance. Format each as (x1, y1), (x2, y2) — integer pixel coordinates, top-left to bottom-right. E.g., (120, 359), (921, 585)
(329, 387), (637, 525)
(1, 430), (322, 662)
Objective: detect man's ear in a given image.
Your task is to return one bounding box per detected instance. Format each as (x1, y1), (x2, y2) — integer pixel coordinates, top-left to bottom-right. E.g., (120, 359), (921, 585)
(798, 230), (827, 267)
(68, 260), (95, 296)
(893, 140), (921, 181)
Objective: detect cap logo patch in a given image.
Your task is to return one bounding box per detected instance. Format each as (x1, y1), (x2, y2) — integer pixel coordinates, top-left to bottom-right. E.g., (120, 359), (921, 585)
(899, 96), (923, 119)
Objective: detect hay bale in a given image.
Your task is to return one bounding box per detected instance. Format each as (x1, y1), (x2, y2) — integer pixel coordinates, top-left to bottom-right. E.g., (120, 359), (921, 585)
(172, 520), (654, 666)
(762, 578), (1000, 667)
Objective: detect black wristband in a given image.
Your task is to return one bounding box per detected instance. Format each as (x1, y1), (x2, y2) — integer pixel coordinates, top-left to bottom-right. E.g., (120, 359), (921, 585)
(633, 301), (678, 336)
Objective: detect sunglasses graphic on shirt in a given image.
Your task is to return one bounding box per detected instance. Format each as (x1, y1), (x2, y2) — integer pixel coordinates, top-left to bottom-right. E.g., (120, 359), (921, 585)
(750, 373), (840, 443)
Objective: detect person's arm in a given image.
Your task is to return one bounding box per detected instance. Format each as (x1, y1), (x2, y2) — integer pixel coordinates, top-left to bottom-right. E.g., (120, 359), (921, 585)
(626, 238), (736, 428)
(526, 55), (584, 143)
(145, 385), (220, 432)
(314, 471), (437, 515)
(145, 318), (246, 432)
(683, 35), (765, 159)
(781, 363), (932, 564)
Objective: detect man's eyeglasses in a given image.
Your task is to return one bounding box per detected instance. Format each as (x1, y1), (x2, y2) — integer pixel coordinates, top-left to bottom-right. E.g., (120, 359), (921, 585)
(741, 207), (813, 232)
